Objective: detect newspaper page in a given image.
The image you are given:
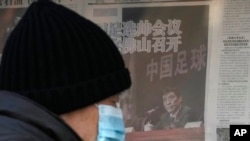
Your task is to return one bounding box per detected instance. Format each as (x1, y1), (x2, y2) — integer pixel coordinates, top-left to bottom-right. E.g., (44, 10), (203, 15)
(83, 0), (249, 141)
(206, 0), (250, 141)
(82, 0), (210, 140)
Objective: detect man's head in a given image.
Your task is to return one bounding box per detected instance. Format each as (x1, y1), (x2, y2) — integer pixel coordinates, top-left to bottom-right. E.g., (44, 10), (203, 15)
(162, 87), (182, 114)
(0, 0), (131, 115)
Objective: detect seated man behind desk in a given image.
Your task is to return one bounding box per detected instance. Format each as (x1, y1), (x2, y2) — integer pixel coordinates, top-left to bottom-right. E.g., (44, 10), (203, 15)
(154, 87), (196, 130)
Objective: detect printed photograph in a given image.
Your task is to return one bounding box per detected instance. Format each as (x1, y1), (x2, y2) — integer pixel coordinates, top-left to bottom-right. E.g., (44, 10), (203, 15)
(118, 5), (209, 132)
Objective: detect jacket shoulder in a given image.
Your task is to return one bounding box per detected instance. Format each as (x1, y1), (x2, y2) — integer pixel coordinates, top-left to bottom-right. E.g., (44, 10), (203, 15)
(0, 115), (54, 141)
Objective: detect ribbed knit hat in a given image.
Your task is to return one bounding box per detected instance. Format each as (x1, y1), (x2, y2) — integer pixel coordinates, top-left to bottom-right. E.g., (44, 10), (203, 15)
(0, 0), (131, 115)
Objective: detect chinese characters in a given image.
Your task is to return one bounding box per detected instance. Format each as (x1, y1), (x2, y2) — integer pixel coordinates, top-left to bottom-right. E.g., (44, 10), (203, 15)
(147, 45), (207, 81)
(98, 19), (182, 54)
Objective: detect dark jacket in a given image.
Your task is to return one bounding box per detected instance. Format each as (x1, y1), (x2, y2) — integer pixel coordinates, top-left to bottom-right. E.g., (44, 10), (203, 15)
(0, 91), (82, 141)
(154, 105), (196, 130)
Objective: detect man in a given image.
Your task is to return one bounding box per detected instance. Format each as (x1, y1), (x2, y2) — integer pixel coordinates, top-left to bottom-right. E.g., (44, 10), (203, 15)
(154, 87), (196, 130)
(0, 0), (131, 141)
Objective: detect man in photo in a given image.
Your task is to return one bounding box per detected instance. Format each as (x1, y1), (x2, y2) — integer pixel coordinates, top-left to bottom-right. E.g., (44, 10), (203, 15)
(154, 87), (196, 130)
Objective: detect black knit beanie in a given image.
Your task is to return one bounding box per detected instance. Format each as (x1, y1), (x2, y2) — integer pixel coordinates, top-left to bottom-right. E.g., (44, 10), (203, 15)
(0, 0), (131, 115)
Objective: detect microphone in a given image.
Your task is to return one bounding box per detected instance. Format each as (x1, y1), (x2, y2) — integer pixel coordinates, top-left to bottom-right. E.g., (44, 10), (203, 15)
(141, 106), (159, 131)
(126, 106), (160, 131)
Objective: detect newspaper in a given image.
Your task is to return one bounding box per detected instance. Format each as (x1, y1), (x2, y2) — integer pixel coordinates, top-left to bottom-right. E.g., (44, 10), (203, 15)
(1, 0), (250, 141)
(207, 0), (250, 141)
(82, 0), (250, 140)
(83, 0), (209, 137)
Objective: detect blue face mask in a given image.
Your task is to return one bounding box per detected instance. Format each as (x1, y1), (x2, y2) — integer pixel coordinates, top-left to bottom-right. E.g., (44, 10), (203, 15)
(96, 104), (125, 141)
